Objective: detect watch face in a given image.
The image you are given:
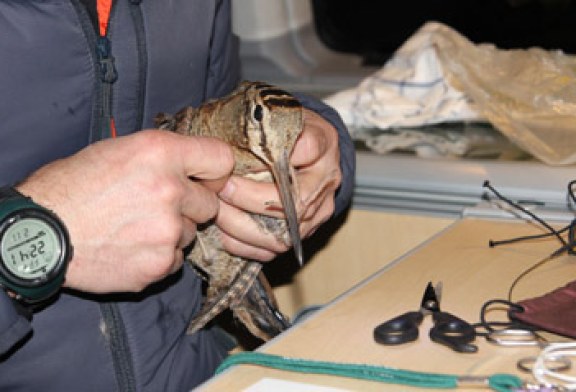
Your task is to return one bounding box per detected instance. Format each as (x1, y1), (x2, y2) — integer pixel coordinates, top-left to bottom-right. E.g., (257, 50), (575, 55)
(1, 217), (63, 282)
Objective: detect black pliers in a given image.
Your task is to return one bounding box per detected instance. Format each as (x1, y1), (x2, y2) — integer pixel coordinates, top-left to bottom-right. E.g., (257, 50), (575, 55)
(373, 282), (477, 353)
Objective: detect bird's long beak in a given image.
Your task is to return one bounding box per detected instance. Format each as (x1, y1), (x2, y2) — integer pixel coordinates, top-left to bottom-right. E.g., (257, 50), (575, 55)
(274, 151), (303, 266)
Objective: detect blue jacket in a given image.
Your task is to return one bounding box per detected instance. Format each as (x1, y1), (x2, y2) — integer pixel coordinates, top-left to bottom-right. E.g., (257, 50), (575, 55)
(0, 1), (355, 390)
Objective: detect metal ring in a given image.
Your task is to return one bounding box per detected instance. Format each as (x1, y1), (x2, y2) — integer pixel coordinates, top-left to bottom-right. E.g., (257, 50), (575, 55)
(486, 329), (539, 347)
(517, 355), (572, 373)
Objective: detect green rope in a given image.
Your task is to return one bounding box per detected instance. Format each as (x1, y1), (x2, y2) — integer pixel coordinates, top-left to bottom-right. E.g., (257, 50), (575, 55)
(216, 352), (523, 391)
(489, 374), (524, 392)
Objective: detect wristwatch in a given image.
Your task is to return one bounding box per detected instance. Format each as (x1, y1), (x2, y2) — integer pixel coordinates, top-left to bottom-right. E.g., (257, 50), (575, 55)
(0, 187), (72, 304)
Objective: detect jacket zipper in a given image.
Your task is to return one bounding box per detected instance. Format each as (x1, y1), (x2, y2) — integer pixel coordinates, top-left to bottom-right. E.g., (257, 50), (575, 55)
(70, 0), (104, 143)
(71, 2), (138, 391)
(94, 2), (139, 389)
(101, 302), (137, 392)
(95, 0), (117, 139)
(128, 0), (147, 132)
(96, 33), (118, 139)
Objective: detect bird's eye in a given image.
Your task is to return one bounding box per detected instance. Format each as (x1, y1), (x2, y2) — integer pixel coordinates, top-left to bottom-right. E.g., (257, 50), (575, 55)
(253, 104), (263, 122)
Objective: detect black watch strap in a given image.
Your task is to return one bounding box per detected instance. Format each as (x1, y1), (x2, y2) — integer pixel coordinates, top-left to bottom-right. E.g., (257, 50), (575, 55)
(10, 295), (33, 320)
(0, 188), (22, 304)
(0, 186), (23, 200)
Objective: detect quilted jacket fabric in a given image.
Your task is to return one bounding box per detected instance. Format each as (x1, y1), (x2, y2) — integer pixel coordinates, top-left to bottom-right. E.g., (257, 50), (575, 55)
(0, 1), (355, 390)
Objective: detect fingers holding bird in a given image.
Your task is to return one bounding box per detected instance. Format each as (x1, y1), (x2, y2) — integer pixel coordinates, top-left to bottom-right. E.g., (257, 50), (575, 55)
(216, 109), (342, 261)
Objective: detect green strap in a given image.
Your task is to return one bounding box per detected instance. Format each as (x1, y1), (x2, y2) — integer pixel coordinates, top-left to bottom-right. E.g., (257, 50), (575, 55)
(489, 374), (524, 392)
(216, 352), (523, 391)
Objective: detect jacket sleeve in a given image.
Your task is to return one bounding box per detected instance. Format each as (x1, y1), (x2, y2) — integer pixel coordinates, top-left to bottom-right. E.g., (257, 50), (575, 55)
(0, 292), (31, 356)
(294, 93), (356, 216)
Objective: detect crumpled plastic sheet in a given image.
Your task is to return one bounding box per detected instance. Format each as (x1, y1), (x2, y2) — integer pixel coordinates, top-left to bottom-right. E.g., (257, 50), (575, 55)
(353, 123), (528, 160)
(325, 21), (576, 165)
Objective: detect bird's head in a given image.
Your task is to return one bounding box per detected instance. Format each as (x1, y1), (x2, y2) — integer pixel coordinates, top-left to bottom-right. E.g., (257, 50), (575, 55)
(243, 82), (304, 265)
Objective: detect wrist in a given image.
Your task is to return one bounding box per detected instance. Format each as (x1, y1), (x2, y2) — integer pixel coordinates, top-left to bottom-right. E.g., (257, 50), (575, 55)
(0, 186), (72, 305)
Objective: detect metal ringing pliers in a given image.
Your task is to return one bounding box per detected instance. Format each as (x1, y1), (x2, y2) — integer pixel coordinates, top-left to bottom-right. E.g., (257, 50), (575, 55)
(373, 282), (478, 353)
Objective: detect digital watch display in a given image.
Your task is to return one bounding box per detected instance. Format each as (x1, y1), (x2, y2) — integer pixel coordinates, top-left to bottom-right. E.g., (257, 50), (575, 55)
(0, 187), (72, 303)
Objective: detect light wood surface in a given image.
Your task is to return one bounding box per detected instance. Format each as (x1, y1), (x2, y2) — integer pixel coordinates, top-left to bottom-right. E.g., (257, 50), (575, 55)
(273, 209), (454, 317)
(198, 218), (575, 391)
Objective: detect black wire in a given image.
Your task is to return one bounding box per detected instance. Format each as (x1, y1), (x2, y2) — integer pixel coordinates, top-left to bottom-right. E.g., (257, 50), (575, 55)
(471, 181), (576, 342)
(474, 299), (553, 347)
(473, 299), (534, 337)
(482, 180), (576, 301)
(506, 252), (560, 301)
(483, 180), (568, 248)
(488, 225), (571, 248)
(484, 180), (576, 256)
(568, 179), (576, 206)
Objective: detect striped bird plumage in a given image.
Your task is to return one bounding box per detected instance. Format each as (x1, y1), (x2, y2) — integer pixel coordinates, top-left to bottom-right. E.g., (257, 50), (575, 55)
(155, 81), (304, 341)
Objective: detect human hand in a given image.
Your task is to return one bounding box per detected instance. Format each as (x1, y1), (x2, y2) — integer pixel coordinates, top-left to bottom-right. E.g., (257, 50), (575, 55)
(216, 109), (342, 262)
(17, 130), (233, 293)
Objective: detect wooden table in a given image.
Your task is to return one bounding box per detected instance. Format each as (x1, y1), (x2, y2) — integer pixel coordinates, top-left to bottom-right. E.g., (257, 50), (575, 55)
(196, 218), (575, 391)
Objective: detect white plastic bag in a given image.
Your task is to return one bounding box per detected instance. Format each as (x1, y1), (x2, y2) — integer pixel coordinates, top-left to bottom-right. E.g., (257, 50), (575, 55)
(326, 21), (576, 165)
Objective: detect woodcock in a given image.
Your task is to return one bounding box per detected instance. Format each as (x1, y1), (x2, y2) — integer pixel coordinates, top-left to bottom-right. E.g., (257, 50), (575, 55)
(155, 81), (304, 341)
